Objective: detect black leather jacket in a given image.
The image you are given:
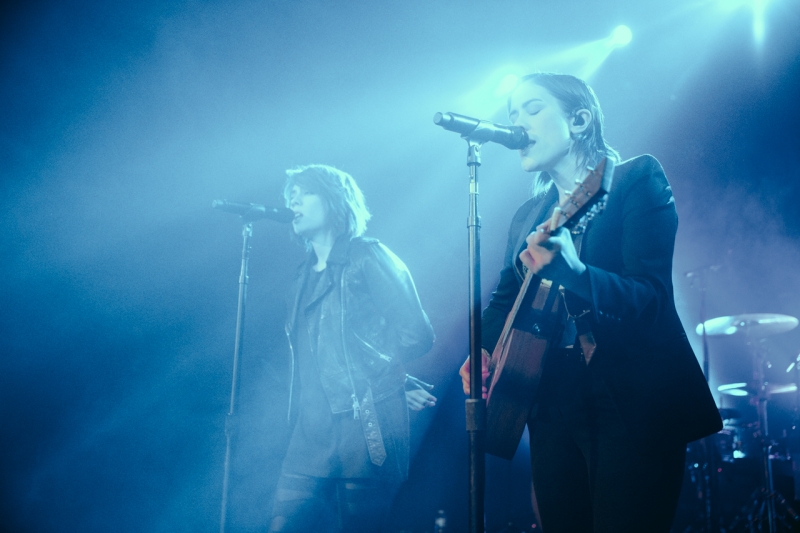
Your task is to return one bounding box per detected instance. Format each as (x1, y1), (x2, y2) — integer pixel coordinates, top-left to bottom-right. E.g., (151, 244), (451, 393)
(286, 236), (434, 466)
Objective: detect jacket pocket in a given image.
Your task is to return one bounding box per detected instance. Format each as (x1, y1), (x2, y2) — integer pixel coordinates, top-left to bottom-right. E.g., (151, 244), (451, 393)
(351, 330), (393, 366)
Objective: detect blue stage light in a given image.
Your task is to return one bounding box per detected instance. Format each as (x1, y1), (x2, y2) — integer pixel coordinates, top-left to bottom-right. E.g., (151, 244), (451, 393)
(610, 25), (633, 47)
(494, 74), (520, 97)
(715, 0), (772, 44)
(465, 25), (634, 115)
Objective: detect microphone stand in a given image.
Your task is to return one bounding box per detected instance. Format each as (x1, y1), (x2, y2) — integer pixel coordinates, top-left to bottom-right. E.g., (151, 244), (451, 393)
(464, 138), (485, 533)
(219, 221), (254, 533)
(433, 111), (529, 533)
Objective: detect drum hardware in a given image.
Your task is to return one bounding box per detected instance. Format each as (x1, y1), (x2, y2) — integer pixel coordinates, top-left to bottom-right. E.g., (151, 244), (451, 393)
(786, 351), (800, 502)
(686, 268), (799, 531)
(682, 267), (722, 533)
(728, 488), (800, 533)
(720, 408), (743, 421)
(716, 319), (800, 533)
(718, 382), (798, 398)
(688, 312), (800, 532)
(697, 314), (799, 338)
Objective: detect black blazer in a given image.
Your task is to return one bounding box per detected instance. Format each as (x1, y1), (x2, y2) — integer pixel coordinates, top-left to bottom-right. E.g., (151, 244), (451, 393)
(482, 155), (722, 446)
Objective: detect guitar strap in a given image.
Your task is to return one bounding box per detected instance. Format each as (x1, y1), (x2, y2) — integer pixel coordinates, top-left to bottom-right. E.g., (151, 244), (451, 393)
(566, 225), (597, 363)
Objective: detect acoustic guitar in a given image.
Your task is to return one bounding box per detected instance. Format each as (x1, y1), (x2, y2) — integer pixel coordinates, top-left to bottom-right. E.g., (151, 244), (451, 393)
(485, 158), (614, 459)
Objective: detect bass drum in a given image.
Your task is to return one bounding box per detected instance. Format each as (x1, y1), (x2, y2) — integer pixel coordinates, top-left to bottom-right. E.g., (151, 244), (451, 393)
(713, 426), (742, 463)
(729, 420), (791, 461)
(685, 425), (747, 464)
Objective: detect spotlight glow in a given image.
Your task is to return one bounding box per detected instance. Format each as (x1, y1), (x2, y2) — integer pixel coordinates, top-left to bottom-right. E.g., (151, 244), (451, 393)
(457, 65), (526, 117)
(753, 0), (766, 44)
(494, 74), (520, 97)
(610, 25), (633, 47)
(715, 0), (772, 44)
(461, 25), (634, 115)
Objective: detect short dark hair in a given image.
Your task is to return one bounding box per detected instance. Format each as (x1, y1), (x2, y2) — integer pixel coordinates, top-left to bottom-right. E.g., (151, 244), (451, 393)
(283, 164), (371, 242)
(509, 73), (620, 196)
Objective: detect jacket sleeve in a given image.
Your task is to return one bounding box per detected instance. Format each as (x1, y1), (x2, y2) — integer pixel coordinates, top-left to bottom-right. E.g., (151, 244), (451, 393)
(359, 242), (435, 363)
(583, 156), (677, 328)
(481, 202), (534, 352)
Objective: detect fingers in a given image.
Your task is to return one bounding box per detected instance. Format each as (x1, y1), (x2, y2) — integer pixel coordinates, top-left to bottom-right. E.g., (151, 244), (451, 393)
(418, 390), (437, 407)
(460, 353), (491, 398)
(408, 400), (425, 411)
(528, 227), (557, 249)
(522, 225), (564, 275)
(532, 221), (553, 238)
(406, 389), (437, 410)
(422, 390), (437, 402)
(519, 249), (536, 270)
(459, 357), (470, 395)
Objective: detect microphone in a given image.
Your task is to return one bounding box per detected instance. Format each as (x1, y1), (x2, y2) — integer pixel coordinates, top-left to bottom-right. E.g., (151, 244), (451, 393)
(212, 200), (294, 223)
(433, 112), (529, 150)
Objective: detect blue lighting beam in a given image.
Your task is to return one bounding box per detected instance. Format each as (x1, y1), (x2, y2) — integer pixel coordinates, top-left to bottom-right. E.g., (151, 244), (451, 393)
(458, 25), (634, 117)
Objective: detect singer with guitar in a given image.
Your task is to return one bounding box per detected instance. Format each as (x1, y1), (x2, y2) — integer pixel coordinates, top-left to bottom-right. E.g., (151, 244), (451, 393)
(459, 73), (721, 532)
(269, 164), (435, 533)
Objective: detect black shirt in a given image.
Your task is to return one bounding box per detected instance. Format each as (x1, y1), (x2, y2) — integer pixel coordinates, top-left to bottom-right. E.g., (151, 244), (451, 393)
(281, 267), (374, 478)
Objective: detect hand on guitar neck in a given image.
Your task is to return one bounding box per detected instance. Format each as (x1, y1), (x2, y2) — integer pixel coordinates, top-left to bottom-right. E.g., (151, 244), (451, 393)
(519, 213), (591, 302)
(458, 348), (491, 398)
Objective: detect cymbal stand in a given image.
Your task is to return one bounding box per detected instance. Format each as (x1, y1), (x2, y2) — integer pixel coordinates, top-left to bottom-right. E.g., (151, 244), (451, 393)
(788, 352), (800, 502)
(686, 267), (720, 532)
(728, 337), (800, 532)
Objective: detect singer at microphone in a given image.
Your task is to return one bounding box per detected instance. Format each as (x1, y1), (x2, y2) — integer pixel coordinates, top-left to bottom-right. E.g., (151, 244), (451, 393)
(455, 72), (721, 533)
(266, 164), (435, 532)
(433, 111), (529, 149)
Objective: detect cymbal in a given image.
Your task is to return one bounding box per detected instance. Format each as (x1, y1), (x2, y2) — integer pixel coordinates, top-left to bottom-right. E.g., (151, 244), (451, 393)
(717, 382), (797, 397)
(696, 314), (798, 337)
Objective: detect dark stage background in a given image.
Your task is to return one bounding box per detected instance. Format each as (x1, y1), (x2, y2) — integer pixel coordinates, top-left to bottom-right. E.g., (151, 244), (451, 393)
(2, 1), (800, 531)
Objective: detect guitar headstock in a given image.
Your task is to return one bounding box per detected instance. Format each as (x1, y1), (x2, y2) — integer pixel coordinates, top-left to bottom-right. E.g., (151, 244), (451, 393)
(550, 157), (614, 234)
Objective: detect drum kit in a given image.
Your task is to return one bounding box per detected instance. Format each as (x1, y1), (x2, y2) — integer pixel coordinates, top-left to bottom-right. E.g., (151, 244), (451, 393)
(683, 312), (800, 533)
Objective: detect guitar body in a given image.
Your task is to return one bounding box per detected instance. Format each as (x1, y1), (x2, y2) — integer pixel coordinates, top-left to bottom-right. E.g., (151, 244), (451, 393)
(485, 279), (563, 459)
(484, 158), (614, 460)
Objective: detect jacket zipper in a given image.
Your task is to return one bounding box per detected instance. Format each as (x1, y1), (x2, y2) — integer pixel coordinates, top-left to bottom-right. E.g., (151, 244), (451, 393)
(340, 269), (361, 419)
(285, 326), (295, 422)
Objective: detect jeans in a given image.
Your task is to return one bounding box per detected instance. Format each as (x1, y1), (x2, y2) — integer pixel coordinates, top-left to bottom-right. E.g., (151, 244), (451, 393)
(268, 473), (396, 533)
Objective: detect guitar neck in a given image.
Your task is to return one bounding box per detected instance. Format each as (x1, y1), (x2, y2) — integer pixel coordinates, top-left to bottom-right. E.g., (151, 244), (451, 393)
(493, 270), (537, 364)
